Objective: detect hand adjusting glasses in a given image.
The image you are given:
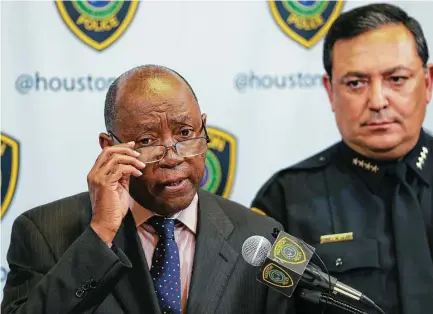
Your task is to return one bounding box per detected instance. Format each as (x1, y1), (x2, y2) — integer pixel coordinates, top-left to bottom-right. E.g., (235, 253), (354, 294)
(108, 121), (210, 164)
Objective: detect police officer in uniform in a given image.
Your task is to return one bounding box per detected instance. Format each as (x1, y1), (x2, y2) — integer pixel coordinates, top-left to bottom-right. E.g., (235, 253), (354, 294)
(251, 4), (433, 314)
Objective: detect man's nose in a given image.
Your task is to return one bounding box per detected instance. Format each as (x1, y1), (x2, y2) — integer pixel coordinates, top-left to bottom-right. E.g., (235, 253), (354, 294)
(368, 80), (389, 111)
(159, 143), (183, 168)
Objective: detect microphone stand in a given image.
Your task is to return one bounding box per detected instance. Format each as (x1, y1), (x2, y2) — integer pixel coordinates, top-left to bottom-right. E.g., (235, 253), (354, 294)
(298, 288), (368, 314)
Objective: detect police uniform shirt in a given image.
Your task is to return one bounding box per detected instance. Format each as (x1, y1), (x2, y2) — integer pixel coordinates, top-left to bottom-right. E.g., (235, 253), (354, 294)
(251, 129), (433, 314)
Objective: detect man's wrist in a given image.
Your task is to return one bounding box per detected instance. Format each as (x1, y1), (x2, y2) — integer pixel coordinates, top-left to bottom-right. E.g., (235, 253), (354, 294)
(90, 222), (117, 247)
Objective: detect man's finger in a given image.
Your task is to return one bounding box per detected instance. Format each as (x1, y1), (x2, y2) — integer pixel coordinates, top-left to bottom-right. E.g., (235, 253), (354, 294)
(107, 164), (143, 182)
(94, 142), (140, 169)
(100, 154), (146, 175)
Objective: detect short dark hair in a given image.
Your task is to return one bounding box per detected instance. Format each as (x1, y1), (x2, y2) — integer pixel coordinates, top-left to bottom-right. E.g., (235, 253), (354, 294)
(323, 3), (429, 78)
(104, 65), (198, 132)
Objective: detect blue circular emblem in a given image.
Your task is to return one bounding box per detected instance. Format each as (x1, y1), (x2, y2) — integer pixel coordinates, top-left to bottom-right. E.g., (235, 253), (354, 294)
(298, 1), (317, 7)
(283, 246), (296, 258)
(87, 1), (111, 9)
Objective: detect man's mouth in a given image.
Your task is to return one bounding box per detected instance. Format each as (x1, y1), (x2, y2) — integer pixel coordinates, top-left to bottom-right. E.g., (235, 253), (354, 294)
(165, 179), (185, 187)
(362, 120), (395, 127)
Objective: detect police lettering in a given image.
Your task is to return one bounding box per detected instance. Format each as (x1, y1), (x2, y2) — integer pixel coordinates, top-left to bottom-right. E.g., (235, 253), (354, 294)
(287, 14), (324, 31)
(76, 15), (119, 32)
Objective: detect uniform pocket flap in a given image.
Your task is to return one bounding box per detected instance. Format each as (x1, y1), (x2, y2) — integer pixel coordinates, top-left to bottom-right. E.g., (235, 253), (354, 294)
(312, 238), (380, 273)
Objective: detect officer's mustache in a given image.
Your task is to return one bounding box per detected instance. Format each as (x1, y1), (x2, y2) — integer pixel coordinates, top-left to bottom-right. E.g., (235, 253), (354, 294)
(360, 109), (401, 126)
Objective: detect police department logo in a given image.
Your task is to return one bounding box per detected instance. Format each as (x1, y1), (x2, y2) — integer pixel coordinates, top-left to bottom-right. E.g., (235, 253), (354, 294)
(55, 1), (139, 51)
(200, 127), (237, 199)
(262, 263), (294, 288)
(1, 133), (20, 219)
(274, 237), (307, 265)
(269, 0), (345, 48)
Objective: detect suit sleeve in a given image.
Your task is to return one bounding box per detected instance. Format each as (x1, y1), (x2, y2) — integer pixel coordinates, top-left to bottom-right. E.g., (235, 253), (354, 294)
(250, 173), (287, 226)
(1, 214), (132, 314)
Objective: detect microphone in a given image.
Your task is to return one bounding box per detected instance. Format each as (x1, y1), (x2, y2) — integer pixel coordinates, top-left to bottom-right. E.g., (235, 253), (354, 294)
(242, 230), (384, 313)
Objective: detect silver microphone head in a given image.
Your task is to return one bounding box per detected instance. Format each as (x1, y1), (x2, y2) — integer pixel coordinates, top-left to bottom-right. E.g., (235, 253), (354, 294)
(241, 235), (272, 267)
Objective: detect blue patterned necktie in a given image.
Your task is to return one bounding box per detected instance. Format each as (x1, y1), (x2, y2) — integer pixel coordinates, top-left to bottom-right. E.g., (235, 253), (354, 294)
(148, 216), (182, 314)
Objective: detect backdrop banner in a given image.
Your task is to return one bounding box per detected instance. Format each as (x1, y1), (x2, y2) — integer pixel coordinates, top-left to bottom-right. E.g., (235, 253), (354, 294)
(1, 0), (433, 296)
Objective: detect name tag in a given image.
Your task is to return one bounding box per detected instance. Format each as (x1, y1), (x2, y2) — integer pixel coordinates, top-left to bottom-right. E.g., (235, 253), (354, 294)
(320, 232), (353, 244)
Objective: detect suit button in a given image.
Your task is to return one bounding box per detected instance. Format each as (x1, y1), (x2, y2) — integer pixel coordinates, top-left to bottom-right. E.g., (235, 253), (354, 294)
(335, 257), (343, 267)
(75, 288), (84, 298)
(82, 282), (90, 291)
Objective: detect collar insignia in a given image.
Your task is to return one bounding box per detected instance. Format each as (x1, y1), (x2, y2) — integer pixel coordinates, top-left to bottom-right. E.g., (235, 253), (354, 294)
(416, 146), (428, 170)
(352, 157), (379, 173)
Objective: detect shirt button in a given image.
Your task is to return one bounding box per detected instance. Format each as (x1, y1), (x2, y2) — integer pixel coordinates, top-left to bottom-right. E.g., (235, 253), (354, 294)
(335, 258), (343, 267)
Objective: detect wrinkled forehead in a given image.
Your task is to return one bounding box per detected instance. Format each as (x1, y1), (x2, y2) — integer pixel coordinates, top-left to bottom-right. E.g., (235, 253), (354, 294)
(115, 80), (200, 134)
(332, 24), (422, 76)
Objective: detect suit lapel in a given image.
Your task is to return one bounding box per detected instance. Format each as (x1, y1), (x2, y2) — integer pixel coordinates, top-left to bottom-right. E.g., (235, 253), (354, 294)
(112, 211), (161, 314)
(187, 190), (239, 314)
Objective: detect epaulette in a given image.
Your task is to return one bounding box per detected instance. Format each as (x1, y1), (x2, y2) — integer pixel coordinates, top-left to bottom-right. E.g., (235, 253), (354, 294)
(289, 142), (340, 170)
(252, 142), (340, 203)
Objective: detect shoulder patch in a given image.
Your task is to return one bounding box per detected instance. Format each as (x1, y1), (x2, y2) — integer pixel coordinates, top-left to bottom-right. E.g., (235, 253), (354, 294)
(1, 133), (20, 219)
(55, 0), (139, 51)
(268, 0), (345, 48)
(200, 126), (237, 199)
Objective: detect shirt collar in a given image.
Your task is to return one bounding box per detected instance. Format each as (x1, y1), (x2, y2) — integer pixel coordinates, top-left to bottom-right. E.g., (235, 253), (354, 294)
(404, 129), (431, 186)
(338, 129), (431, 193)
(129, 193), (199, 234)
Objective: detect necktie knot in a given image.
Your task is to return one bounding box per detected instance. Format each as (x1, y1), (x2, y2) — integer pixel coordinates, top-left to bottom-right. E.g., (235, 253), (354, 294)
(148, 216), (177, 239)
(389, 162), (408, 183)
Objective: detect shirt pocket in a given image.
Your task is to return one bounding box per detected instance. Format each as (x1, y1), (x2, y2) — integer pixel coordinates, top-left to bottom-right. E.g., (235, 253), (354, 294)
(305, 239), (386, 313)
(313, 238), (381, 273)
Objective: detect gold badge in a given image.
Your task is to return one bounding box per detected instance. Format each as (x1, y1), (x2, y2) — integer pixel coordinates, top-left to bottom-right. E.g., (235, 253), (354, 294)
(320, 232), (353, 244)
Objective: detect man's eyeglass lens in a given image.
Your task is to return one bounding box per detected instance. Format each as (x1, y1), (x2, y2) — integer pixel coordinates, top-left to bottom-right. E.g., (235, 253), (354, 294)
(136, 137), (208, 163)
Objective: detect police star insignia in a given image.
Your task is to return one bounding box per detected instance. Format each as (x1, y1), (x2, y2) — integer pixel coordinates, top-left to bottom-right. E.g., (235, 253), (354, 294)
(416, 146), (428, 170)
(352, 157), (379, 173)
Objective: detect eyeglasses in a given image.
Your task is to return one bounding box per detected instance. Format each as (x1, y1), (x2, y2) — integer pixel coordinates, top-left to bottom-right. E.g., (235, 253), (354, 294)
(108, 121), (210, 164)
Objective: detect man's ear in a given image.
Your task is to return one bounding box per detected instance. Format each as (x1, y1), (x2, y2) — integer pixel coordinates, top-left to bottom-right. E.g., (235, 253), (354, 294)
(322, 74), (336, 112)
(201, 113), (207, 125)
(99, 133), (113, 149)
(425, 64), (433, 104)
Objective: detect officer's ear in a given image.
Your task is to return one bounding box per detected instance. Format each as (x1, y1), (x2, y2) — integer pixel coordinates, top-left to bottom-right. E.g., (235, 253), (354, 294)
(322, 74), (335, 112)
(425, 64), (433, 104)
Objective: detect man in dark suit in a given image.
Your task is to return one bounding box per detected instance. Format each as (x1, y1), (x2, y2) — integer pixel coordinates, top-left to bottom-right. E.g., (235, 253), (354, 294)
(251, 3), (433, 314)
(2, 65), (293, 314)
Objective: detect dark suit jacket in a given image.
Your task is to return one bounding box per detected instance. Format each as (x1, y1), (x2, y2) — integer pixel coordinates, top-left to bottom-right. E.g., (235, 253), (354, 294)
(2, 189), (294, 314)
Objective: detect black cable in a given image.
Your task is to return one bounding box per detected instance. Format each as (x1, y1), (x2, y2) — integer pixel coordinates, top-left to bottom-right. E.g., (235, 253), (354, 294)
(320, 293), (368, 314)
(299, 239), (386, 314)
(298, 288), (368, 314)
(299, 239), (333, 314)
